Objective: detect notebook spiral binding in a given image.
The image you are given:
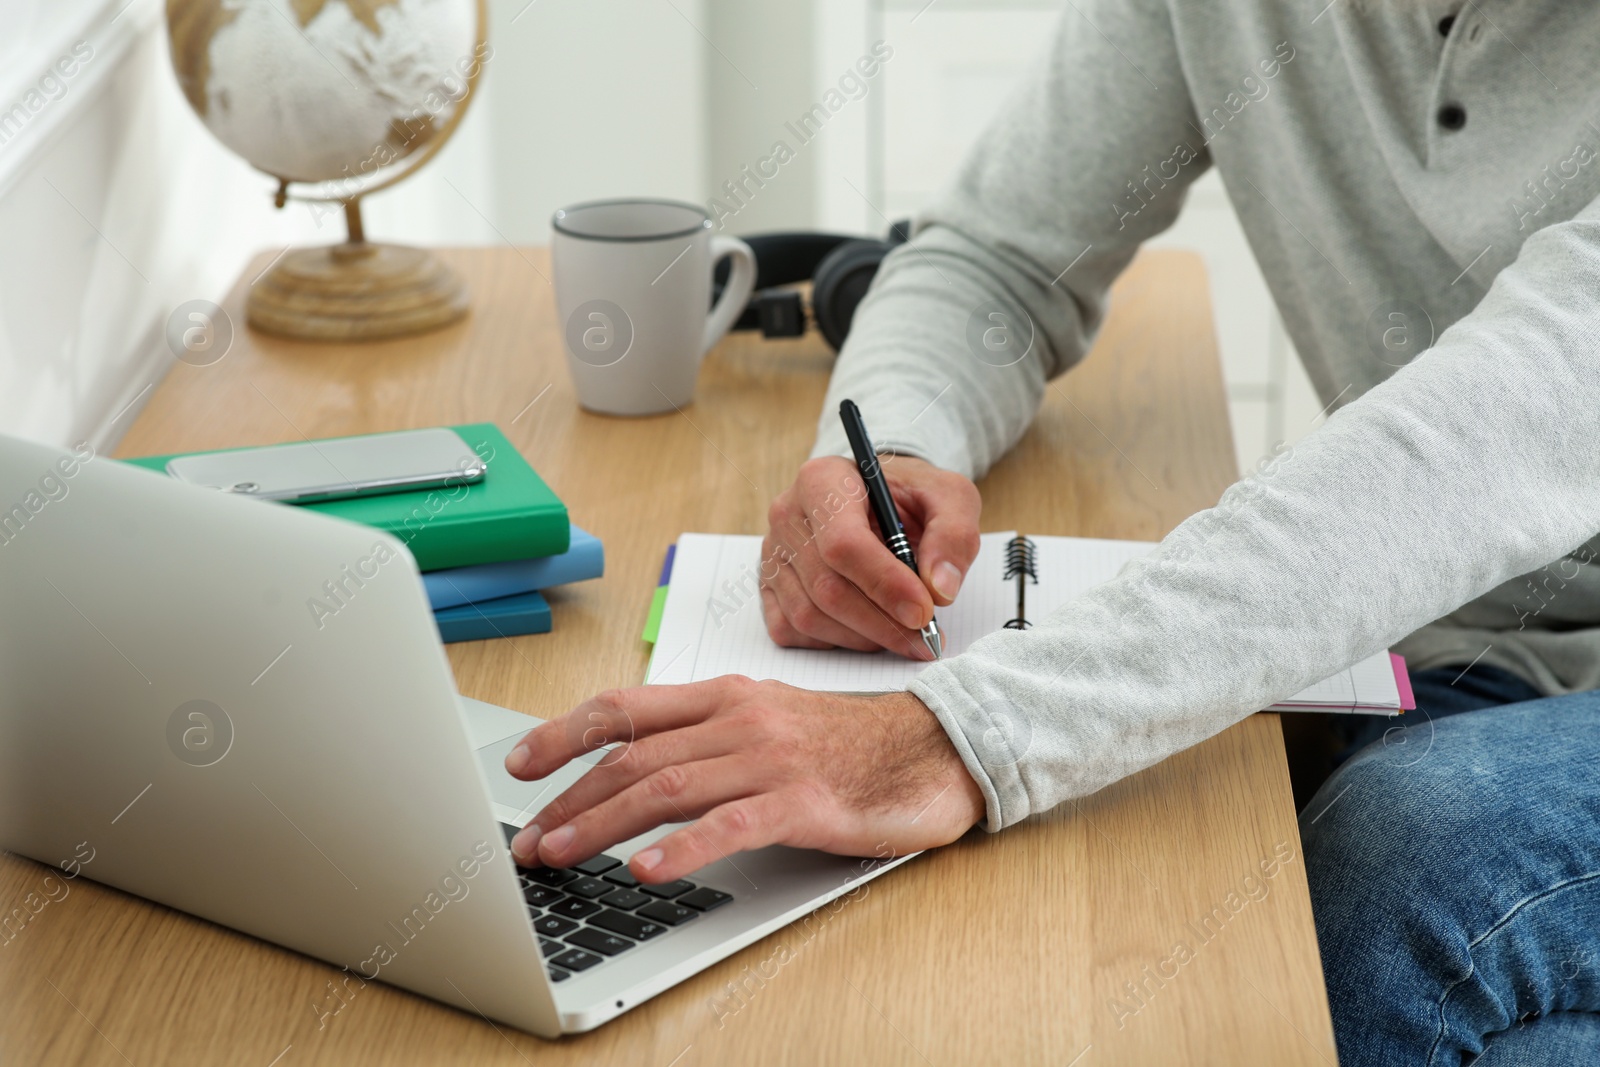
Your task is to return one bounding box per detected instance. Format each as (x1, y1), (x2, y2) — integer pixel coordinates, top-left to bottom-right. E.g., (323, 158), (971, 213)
(1002, 535), (1038, 630)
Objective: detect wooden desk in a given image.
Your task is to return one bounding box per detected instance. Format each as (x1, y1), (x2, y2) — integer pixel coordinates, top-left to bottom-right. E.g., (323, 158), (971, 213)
(0, 248), (1337, 1065)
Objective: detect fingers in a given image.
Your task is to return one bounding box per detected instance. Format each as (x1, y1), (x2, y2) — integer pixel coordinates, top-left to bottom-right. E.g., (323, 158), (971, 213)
(759, 584), (856, 651)
(532, 754), (769, 871)
(759, 455), (978, 660)
(762, 555), (886, 652)
(798, 461), (932, 629)
(504, 677), (753, 781)
(762, 466), (923, 654)
(628, 792), (800, 883)
(521, 720), (741, 839)
(509, 682), (986, 885)
(789, 532), (932, 657)
(759, 584), (829, 649)
(901, 474), (982, 606)
(765, 461), (931, 657)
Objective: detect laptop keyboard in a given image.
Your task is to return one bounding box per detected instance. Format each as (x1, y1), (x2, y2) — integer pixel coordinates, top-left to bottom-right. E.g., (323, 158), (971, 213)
(500, 824), (734, 983)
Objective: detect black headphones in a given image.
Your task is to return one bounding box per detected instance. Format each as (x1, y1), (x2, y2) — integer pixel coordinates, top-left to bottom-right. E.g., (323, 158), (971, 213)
(714, 220), (911, 353)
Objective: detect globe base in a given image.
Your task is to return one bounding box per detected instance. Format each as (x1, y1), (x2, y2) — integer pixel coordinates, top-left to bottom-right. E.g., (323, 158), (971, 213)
(246, 242), (469, 342)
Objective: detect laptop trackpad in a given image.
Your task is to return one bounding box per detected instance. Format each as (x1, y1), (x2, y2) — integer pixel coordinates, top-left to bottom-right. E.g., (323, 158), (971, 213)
(474, 733), (686, 858)
(475, 732), (609, 822)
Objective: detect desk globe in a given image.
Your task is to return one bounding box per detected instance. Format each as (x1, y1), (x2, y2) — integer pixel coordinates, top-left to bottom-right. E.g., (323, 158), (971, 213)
(167, 0), (488, 341)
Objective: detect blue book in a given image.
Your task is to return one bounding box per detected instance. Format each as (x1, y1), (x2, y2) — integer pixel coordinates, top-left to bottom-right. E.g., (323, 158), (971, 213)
(434, 591), (552, 644)
(423, 526), (603, 610)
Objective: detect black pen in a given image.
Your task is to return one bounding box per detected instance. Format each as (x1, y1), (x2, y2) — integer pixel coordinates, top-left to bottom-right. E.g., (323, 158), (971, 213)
(838, 399), (943, 660)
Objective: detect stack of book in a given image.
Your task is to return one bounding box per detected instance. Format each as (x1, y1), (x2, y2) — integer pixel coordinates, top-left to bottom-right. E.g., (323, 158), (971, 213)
(124, 423), (602, 644)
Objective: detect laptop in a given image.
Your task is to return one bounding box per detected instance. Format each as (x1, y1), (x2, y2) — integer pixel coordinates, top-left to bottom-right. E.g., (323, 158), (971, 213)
(0, 434), (915, 1036)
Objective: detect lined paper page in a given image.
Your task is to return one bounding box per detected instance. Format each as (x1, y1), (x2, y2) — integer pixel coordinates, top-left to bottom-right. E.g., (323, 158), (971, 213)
(648, 533), (1020, 692)
(1024, 536), (1154, 619)
(645, 532), (1404, 713)
(1018, 537), (1401, 714)
(1270, 652), (1401, 712)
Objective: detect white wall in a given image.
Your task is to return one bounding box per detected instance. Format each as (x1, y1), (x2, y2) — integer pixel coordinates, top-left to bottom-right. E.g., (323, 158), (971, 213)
(473, 0), (707, 243)
(703, 0), (817, 236)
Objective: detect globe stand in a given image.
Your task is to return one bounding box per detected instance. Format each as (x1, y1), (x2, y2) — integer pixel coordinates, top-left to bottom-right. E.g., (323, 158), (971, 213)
(246, 199), (469, 343)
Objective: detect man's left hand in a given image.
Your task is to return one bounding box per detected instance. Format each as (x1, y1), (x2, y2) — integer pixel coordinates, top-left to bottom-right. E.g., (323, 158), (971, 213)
(503, 676), (985, 883)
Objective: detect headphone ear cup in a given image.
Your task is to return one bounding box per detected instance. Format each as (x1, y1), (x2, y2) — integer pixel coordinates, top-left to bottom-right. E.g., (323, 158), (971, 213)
(811, 239), (894, 352)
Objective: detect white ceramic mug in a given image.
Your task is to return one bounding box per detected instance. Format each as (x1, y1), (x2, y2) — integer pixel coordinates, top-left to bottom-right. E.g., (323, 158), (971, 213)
(551, 199), (757, 416)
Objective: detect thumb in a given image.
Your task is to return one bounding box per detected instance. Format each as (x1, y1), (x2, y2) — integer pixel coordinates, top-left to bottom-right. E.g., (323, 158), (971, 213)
(913, 487), (982, 607)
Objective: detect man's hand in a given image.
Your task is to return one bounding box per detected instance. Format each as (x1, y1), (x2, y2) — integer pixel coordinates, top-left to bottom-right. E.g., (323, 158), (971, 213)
(503, 676), (985, 882)
(762, 455), (981, 659)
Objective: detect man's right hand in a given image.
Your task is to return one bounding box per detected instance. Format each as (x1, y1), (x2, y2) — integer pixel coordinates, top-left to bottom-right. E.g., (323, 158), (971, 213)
(760, 455), (982, 659)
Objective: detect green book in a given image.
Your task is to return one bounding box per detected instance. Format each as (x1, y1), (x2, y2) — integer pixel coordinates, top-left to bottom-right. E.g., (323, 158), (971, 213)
(122, 423), (569, 571)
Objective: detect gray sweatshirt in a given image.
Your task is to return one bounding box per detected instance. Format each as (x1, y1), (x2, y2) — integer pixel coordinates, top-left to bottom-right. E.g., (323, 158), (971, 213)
(808, 0), (1600, 829)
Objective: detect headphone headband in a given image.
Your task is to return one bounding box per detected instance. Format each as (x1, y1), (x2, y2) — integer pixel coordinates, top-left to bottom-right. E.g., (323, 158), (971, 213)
(714, 221), (910, 351)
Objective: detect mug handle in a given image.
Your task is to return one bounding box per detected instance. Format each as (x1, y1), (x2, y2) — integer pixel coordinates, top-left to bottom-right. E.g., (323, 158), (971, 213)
(702, 235), (757, 357)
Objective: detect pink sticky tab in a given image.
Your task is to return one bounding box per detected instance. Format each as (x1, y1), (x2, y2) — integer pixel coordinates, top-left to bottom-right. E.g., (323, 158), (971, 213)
(1390, 652), (1415, 711)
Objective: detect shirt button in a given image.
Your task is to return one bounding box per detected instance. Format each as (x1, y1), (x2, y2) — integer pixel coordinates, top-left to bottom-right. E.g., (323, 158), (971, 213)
(1437, 103), (1467, 130)
(1438, 14), (1456, 36)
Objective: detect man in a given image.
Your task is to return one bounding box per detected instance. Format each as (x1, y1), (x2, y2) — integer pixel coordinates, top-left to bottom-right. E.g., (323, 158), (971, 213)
(507, 2), (1600, 1061)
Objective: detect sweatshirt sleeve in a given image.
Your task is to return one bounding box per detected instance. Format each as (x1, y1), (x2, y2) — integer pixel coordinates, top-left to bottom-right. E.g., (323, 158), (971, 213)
(909, 197), (1600, 830)
(809, 0), (1212, 479)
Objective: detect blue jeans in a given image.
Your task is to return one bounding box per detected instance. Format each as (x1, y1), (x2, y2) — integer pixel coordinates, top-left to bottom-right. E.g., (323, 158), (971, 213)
(1301, 664), (1600, 1066)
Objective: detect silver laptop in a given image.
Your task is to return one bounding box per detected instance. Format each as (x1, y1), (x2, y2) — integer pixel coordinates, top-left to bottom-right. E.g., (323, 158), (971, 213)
(0, 433), (914, 1036)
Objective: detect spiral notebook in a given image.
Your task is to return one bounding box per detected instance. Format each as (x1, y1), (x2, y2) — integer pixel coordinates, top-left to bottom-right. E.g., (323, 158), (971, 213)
(646, 532), (1411, 715)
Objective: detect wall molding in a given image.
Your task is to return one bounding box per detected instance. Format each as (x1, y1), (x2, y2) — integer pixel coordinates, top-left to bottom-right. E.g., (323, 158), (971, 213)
(0, 0), (160, 202)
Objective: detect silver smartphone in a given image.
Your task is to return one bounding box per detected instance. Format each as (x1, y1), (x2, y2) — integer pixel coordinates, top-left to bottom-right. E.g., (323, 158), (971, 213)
(165, 427), (488, 504)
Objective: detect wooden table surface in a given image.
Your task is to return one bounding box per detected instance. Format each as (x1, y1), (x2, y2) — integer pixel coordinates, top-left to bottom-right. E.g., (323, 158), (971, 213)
(0, 247), (1337, 1065)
